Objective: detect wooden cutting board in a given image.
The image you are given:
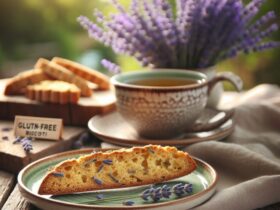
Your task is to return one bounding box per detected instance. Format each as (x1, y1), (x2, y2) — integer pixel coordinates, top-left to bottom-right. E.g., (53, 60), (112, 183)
(0, 79), (116, 126)
(0, 120), (86, 174)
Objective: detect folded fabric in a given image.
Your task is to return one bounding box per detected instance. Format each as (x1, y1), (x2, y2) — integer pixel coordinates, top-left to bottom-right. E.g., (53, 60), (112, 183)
(185, 84), (280, 210)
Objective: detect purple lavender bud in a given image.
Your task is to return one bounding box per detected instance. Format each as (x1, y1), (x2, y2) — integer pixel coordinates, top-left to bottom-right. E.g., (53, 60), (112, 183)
(13, 136), (22, 144)
(122, 200), (135, 206)
(52, 172), (64, 177)
(101, 59), (121, 74)
(161, 185), (172, 198)
(21, 137), (33, 152)
(184, 183), (193, 194)
(97, 164), (104, 173)
(1, 127), (12, 132)
(103, 159), (113, 165)
(96, 194), (104, 200)
(92, 176), (103, 185)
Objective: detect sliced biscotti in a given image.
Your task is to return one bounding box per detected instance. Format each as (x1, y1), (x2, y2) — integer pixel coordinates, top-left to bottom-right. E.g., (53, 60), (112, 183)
(4, 69), (51, 95)
(26, 80), (81, 104)
(38, 145), (197, 195)
(35, 58), (92, 97)
(52, 57), (110, 90)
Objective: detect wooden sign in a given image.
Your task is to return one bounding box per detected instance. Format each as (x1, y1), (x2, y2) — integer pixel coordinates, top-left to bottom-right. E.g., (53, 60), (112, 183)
(14, 116), (63, 140)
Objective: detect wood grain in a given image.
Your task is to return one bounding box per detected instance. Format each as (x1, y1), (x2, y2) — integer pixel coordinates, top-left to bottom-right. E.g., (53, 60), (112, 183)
(0, 171), (15, 209)
(0, 79), (115, 126)
(2, 185), (36, 210)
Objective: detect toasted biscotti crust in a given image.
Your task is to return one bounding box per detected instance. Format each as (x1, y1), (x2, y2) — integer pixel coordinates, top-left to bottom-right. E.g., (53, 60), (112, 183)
(52, 57), (110, 90)
(38, 145), (197, 195)
(35, 58), (93, 97)
(26, 80), (81, 104)
(4, 69), (51, 95)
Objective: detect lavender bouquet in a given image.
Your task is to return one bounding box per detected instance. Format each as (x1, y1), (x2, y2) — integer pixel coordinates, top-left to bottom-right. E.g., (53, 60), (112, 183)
(78, 0), (279, 71)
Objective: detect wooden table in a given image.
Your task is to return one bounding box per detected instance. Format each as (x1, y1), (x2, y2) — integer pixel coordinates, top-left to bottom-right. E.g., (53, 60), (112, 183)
(1, 90), (280, 210)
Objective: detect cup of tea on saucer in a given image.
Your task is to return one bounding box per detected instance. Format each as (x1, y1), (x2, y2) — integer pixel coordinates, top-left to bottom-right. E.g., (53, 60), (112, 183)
(111, 69), (242, 139)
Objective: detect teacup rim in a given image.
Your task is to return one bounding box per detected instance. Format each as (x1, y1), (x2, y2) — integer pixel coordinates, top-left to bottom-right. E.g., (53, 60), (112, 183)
(111, 69), (208, 90)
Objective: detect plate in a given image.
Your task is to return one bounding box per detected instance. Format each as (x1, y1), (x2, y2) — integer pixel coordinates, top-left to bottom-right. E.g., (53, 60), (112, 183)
(88, 109), (234, 147)
(18, 149), (218, 210)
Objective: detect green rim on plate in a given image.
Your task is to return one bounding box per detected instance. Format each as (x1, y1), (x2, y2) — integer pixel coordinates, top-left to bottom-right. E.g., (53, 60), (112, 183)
(18, 149), (218, 210)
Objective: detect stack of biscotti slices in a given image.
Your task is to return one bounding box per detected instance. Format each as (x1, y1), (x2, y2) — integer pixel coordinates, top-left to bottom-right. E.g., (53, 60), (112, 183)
(38, 145), (197, 195)
(4, 57), (110, 104)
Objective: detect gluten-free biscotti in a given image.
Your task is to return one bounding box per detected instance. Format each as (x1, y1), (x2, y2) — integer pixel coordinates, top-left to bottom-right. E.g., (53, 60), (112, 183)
(35, 58), (93, 97)
(26, 80), (81, 104)
(4, 69), (51, 95)
(38, 145), (197, 195)
(52, 57), (110, 90)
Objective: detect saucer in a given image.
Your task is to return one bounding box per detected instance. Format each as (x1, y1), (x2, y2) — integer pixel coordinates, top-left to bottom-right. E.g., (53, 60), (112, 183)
(88, 108), (234, 147)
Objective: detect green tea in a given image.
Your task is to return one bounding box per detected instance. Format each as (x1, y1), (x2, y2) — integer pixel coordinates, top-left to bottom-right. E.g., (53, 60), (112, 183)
(129, 78), (198, 87)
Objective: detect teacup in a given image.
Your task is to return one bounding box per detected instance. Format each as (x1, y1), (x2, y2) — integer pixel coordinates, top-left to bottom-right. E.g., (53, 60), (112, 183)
(111, 70), (242, 139)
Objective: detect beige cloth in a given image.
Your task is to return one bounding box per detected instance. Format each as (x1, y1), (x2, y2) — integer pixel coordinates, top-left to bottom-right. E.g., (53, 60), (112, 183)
(101, 84), (280, 210)
(186, 84), (280, 210)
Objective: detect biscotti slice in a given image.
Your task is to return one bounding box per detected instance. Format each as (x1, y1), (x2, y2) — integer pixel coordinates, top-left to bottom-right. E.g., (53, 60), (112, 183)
(38, 145), (197, 195)
(35, 58), (92, 97)
(26, 80), (81, 104)
(52, 57), (110, 90)
(4, 69), (51, 95)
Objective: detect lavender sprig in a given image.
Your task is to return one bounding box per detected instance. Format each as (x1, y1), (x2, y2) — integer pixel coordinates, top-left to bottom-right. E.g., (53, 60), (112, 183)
(140, 182), (193, 202)
(21, 137), (33, 152)
(79, 0), (279, 69)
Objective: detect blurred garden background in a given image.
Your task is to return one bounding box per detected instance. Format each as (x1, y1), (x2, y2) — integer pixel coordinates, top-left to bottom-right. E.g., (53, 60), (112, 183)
(0, 0), (279, 89)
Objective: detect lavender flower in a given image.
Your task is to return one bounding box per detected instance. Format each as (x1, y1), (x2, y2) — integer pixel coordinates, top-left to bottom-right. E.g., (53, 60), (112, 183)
(21, 137), (33, 152)
(103, 159), (113, 165)
(140, 182), (193, 202)
(122, 200), (135, 206)
(13, 136), (23, 144)
(101, 59), (121, 74)
(52, 172), (64, 177)
(96, 194), (104, 200)
(78, 0), (279, 69)
(1, 127), (12, 132)
(92, 176), (103, 185)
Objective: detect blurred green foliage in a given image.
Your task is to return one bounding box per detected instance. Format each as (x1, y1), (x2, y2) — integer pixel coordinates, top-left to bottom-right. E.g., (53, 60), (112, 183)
(0, 0), (279, 88)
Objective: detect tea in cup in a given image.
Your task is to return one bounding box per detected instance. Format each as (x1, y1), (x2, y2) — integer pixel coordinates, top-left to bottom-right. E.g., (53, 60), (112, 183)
(111, 70), (242, 139)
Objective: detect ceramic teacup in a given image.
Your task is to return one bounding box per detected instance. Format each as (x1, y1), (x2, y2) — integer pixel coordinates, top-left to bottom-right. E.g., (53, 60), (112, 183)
(111, 70), (242, 139)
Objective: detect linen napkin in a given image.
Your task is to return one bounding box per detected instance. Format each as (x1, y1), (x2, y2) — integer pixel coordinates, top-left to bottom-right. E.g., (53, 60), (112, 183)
(185, 84), (280, 210)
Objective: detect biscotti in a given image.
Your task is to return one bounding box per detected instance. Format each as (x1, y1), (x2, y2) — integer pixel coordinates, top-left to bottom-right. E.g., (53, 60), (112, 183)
(35, 58), (93, 97)
(26, 80), (81, 104)
(52, 57), (110, 90)
(4, 69), (51, 95)
(38, 145), (197, 195)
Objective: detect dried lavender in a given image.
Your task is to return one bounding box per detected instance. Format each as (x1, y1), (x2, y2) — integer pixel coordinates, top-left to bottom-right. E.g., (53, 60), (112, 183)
(122, 200), (135, 206)
(1, 127), (12, 132)
(103, 159), (113, 165)
(96, 194), (104, 200)
(108, 173), (119, 183)
(97, 164), (104, 173)
(21, 137), (33, 152)
(140, 182), (193, 202)
(52, 172), (64, 177)
(92, 176), (103, 185)
(78, 0), (279, 69)
(13, 136), (23, 144)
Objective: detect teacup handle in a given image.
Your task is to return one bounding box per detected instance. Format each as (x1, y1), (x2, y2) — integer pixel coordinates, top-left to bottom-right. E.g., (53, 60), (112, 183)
(207, 72), (243, 95)
(187, 72), (242, 133)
